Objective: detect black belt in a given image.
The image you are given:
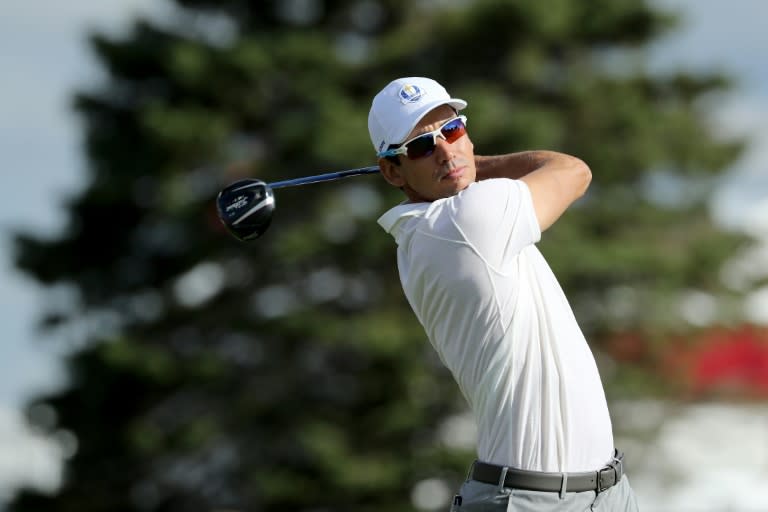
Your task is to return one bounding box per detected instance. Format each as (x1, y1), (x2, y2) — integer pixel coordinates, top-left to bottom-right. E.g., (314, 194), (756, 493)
(469, 450), (624, 494)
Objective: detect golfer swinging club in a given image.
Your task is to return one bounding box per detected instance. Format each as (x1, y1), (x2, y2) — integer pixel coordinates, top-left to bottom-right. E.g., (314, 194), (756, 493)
(370, 77), (639, 511)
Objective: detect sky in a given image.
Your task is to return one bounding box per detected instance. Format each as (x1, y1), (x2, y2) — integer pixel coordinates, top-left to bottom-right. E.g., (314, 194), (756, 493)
(649, 0), (768, 234)
(0, 0), (767, 508)
(0, 0), (177, 411)
(0, 0), (169, 502)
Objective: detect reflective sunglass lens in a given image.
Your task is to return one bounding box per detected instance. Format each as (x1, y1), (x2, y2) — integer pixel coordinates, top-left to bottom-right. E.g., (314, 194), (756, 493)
(442, 119), (466, 142)
(406, 135), (436, 159)
(402, 117), (467, 159)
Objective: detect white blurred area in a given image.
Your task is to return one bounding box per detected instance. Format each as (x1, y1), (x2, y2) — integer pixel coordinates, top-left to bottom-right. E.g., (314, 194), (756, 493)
(1, 0), (768, 510)
(616, 401), (768, 512)
(0, 408), (63, 504)
(424, 402), (768, 512)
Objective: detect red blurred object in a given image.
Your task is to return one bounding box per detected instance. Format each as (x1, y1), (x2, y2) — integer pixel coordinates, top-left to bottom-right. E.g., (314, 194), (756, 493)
(606, 332), (648, 363)
(663, 326), (768, 399)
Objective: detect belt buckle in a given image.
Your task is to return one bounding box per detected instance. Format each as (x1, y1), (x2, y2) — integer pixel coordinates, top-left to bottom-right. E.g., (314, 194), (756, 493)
(596, 468), (612, 493)
(597, 457), (622, 493)
(597, 466), (619, 494)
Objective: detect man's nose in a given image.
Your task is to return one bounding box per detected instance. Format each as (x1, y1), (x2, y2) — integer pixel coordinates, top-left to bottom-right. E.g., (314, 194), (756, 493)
(433, 135), (454, 162)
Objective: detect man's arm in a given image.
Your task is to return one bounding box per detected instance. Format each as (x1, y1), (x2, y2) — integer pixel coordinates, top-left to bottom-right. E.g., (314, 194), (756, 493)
(475, 151), (592, 232)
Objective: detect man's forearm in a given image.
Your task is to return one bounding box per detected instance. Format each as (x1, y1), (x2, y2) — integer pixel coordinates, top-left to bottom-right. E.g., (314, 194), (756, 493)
(475, 151), (574, 181)
(479, 150), (591, 231)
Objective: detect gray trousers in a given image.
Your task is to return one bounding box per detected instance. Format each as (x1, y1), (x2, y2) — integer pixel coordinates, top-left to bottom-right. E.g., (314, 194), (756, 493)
(449, 475), (639, 511)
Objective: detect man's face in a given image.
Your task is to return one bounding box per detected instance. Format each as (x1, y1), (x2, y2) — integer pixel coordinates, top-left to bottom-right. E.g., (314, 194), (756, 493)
(379, 105), (476, 202)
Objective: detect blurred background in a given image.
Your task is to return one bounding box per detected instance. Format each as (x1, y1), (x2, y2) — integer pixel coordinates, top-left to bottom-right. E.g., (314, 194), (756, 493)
(1, 0), (767, 510)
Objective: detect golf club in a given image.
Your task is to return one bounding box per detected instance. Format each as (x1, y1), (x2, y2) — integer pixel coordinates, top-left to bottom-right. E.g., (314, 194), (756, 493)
(216, 165), (380, 241)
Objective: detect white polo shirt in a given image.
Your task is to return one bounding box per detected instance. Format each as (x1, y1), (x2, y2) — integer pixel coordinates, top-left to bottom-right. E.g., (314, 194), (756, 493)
(378, 178), (614, 472)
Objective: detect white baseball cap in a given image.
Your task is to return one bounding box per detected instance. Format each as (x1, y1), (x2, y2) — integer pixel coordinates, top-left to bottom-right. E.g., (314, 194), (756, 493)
(368, 77), (467, 156)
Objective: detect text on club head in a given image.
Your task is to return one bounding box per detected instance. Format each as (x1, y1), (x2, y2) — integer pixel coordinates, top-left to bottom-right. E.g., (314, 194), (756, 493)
(225, 195), (249, 213)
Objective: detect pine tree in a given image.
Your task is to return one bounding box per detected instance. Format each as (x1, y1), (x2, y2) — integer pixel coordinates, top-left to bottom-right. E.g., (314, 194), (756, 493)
(11, 1), (749, 510)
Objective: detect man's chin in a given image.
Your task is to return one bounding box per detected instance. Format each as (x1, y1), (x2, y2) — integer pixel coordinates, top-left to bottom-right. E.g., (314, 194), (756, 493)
(436, 181), (472, 200)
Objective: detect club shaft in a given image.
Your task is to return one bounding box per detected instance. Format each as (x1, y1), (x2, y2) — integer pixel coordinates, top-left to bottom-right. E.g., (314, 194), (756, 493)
(268, 166), (380, 189)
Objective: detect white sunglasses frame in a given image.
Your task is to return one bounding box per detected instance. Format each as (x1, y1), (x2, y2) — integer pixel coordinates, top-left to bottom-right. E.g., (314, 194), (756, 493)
(377, 115), (468, 159)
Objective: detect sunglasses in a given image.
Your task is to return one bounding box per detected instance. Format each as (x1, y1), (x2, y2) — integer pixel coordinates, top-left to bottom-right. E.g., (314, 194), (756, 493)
(378, 115), (468, 160)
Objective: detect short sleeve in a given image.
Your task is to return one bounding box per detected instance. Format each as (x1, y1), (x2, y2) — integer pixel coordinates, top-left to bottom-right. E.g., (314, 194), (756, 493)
(446, 179), (541, 267)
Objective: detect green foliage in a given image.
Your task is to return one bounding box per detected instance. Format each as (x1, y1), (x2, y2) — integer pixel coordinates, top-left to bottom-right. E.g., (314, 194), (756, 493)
(10, 0), (751, 511)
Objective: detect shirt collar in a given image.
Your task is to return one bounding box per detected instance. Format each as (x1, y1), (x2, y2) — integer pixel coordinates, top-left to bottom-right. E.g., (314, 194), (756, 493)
(377, 201), (430, 234)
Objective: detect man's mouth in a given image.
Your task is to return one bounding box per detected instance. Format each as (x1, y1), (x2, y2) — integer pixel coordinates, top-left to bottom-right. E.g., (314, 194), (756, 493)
(440, 166), (465, 180)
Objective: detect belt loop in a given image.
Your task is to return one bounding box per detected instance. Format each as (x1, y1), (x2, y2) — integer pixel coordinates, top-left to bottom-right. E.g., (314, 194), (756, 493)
(497, 466), (509, 492)
(465, 461), (477, 483)
(559, 472), (568, 499)
(614, 451), (624, 478)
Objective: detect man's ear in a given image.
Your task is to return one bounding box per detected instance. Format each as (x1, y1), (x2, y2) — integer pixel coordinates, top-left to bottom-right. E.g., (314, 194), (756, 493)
(378, 158), (406, 188)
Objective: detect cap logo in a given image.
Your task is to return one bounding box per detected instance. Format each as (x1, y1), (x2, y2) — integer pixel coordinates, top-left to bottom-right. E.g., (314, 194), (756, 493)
(398, 84), (424, 104)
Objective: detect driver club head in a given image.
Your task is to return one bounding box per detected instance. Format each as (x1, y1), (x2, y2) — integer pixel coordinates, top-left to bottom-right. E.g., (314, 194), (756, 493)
(216, 179), (275, 241)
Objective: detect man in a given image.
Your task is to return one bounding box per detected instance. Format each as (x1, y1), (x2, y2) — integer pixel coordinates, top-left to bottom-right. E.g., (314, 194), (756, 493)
(369, 77), (639, 511)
